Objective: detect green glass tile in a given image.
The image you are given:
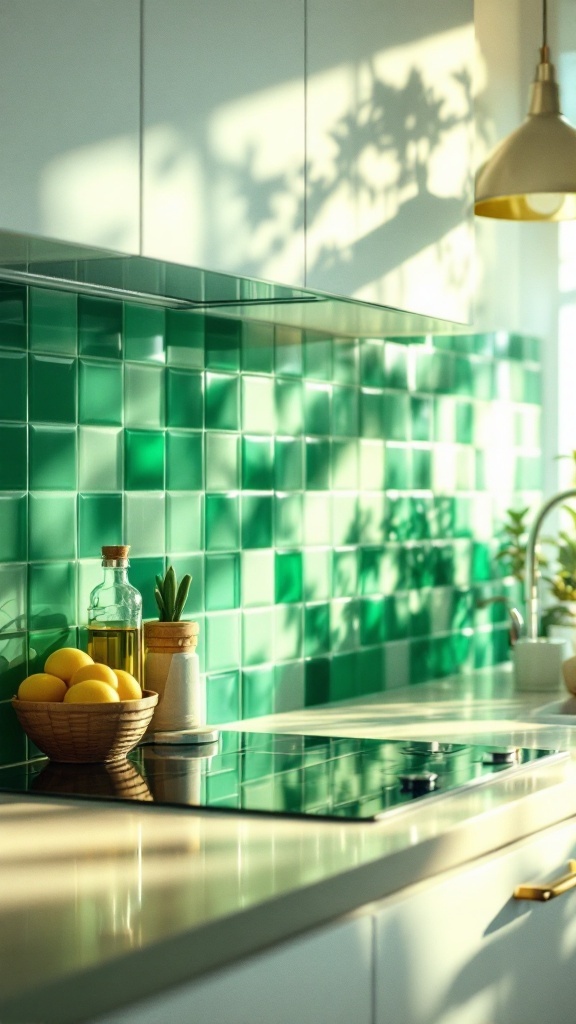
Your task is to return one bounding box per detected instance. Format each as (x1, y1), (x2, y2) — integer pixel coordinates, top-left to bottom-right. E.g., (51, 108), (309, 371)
(274, 438), (303, 491)
(205, 611), (240, 672)
(412, 447), (432, 489)
(330, 494), (357, 547)
(515, 454), (541, 490)
(359, 546), (384, 595)
(275, 378), (303, 435)
(242, 666), (275, 718)
(29, 561), (76, 629)
(169, 554), (204, 616)
(329, 651), (358, 702)
(241, 549), (274, 607)
(359, 439), (385, 491)
(30, 426), (76, 490)
(360, 596), (385, 645)
(358, 493), (385, 545)
(385, 496), (413, 542)
(206, 670), (240, 723)
(303, 332), (332, 381)
(304, 602), (330, 657)
(274, 661), (304, 712)
(385, 444), (410, 489)
(129, 556), (166, 619)
(124, 303), (165, 363)
(414, 350), (454, 394)
(360, 389), (384, 438)
(331, 439), (358, 491)
(0, 700), (27, 766)
(360, 340), (385, 388)
(0, 564), (26, 634)
(0, 425), (26, 490)
(409, 590), (431, 637)
(242, 436), (274, 490)
(384, 342), (408, 389)
(0, 352), (26, 421)
(410, 497), (432, 541)
(29, 493), (76, 561)
(78, 358), (123, 426)
(304, 657), (330, 706)
(78, 296), (122, 358)
(205, 552), (240, 611)
(205, 372), (239, 431)
(242, 375), (275, 433)
(434, 496), (456, 538)
(305, 438), (330, 490)
(274, 493), (303, 548)
(304, 382), (331, 435)
(0, 494), (26, 562)
(166, 308), (204, 369)
(275, 325), (303, 377)
(331, 385), (358, 437)
(206, 494), (240, 551)
(242, 608), (274, 665)
(205, 433), (239, 491)
(166, 430), (203, 491)
(472, 361), (493, 401)
(125, 364), (164, 428)
(333, 338), (358, 384)
(275, 551), (303, 603)
(383, 393), (409, 441)
(78, 427), (122, 492)
(333, 548), (358, 598)
(166, 492), (203, 553)
(242, 321), (274, 374)
(455, 400), (473, 444)
(205, 315), (241, 371)
(0, 632), (27, 701)
(405, 543), (433, 588)
(29, 287), (77, 355)
(29, 354), (76, 424)
(0, 283), (26, 349)
(78, 492), (123, 559)
(410, 396), (432, 442)
(274, 603), (303, 661)
(303, 548), (331, 602)
(124, 430), (165, 490)
(166, 368), (203, 429)
(241, 495), (272, 549)
(125, 492), (165, 556)
(304, 493), (331, 546)
(524, 368), (541, 404)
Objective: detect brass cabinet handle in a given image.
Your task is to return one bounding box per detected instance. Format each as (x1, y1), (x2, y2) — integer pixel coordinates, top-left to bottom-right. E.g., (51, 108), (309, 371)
(514, 860), (576, 902)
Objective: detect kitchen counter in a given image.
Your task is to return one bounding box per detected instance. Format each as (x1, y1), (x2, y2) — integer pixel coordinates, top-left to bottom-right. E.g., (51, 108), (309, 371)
(2, 665), (576, 1024)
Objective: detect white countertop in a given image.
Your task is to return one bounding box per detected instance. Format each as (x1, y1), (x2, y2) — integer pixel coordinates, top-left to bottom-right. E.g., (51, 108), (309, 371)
(2, 666), (576, 1023)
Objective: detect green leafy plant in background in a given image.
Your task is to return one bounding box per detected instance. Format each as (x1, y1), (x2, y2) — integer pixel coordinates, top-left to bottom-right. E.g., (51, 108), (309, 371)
(154, 565), (192, 622)
(495, 507), (547, 583)
(541, 505), (576, 629)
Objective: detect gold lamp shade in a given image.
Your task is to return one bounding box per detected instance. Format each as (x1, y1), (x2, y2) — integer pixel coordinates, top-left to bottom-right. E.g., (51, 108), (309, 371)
(475, 3), (576, 222)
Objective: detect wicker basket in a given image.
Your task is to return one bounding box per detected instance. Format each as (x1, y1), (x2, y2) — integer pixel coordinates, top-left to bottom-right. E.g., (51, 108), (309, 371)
(11, 690), (158, 764)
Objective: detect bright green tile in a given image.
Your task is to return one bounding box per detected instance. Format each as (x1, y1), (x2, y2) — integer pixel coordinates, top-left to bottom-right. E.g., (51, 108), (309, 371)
(29, 426), (76, 490)
(385, 444), (410, 489)
(331, 439), (358, 490)
(29, 561), (76, 629)
(0, 352), (26, 421)
(332, 385), (359, 437)
(78, 427), (122, 492)
(205, 433), (239, 491)
(383, 393), (410, 441)
(241, 549), (274, 607)
(166, 368), (203, 429)
(0, 494), (27, 562)
(205, 315), (241, 371)
(303, 548), (331, 602)
(384, 342), (408, 389)
(79, 358), (123, 426)
(331, 494), (358, 546)
(360, 595), (385, 645)
(241, 495), (272, 549)
(166, 492), (203, 553)
(166, 431), (203, 491)
(275, 378), (303, 435)
(205, 611), (240, 672)
(330, 597), (359, 651)
(332, 338), (358, 384)
(125, 364), (164, 427)
(206, 494), (240, 551)
(359, 439), (385, 492)
(78, 296), (122, 358)
(360, 340), (385, 387)
(305, 438), (330, 489)
(332, 548), (358, 598)
(242, 376), (275, 433)
(206, 553), (240, 611)
(29, 493), (76, 561)
(124, 303), (165, 363)
(125, 492), (165, 556)
(304, 493), (331, 545)
(412, 447), (432, 489)
(29, 354), (76, 424)
(206, 670), (240, 723)
(329, 651), (358, 702)
(205, 372), (239, 431)
(0, 425), (27, 490)
(304, 382), (331, 435)
(303, 332), (332, 381)
(242, 608), (274, 665)
(242, 321), (274, 374)
(29, 287), (77, 355)
(242, 436), (274, 490)
(274, 437), (303, 490)
(274, 494), (303, 548)
(275, 551), (303, 603)
(166, 308), (204, 368)
(129, 556), (166, 619)
(78, 493), (123, 558)
(124, 430), (165, 490)
(275, 325), (302, 376)
(360, 389), (384, 438)
(242, 666), (275, 718)
(274, 603), (303, 660)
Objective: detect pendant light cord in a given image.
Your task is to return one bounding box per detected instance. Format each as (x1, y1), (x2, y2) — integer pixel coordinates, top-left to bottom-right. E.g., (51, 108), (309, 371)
(542, 0), (549, 60)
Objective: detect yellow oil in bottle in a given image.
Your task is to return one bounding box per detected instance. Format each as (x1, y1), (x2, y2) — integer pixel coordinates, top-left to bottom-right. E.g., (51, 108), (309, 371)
(87, 625), (142, 683)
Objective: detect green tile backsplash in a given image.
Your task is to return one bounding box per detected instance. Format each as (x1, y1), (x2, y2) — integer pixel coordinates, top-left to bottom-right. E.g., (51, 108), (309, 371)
(0, 281), (543, 761)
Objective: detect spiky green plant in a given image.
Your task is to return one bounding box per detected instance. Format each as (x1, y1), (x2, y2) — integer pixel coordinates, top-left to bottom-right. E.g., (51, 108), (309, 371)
(154, 565), (192, 622)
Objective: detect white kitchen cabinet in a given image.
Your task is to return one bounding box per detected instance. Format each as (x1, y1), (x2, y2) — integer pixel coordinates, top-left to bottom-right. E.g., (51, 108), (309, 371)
(306, 0), (475, 323)
(0, 0), (140, 252)
(142, 0), (306, 288)
(89, 913), (373, 1024)
(374, 817), (576, 1024)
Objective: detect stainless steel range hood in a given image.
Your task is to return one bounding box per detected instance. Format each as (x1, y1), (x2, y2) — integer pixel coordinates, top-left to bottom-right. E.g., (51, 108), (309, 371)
(0, 229), (459, 339)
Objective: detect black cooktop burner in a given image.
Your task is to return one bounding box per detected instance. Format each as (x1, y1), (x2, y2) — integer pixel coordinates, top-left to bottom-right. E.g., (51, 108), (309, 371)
(0, 732), (560, 822)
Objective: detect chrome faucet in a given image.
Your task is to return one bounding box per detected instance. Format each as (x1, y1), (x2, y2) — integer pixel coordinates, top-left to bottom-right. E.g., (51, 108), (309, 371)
(476, 596), (524, 645)
(524, 487), (576, 639)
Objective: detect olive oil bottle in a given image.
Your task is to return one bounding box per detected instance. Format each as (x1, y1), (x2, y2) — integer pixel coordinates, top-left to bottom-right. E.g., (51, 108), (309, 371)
(87, 545), (143, 682)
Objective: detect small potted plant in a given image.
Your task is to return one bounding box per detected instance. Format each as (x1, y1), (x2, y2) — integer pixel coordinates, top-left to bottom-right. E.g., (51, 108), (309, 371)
(143, 566), (202, 733)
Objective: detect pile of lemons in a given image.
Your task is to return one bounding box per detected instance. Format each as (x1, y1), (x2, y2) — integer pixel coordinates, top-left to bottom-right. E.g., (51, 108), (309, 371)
(17, 647), (143, 704)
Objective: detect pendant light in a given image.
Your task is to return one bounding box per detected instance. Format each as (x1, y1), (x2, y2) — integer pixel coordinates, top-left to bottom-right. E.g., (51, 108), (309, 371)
(475, 0), (576, 221)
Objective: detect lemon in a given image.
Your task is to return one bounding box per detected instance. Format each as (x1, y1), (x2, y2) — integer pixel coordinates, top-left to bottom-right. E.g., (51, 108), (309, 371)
(69, 663), (118, 690)
(63, 680), (120, 704)
(18, 673), (67, 702)
(114, 669), (143, 701)
(44, 647), (93, 682)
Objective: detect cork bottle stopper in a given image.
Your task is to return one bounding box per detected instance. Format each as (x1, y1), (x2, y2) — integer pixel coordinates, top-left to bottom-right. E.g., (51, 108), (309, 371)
(102, 545), (130, 559)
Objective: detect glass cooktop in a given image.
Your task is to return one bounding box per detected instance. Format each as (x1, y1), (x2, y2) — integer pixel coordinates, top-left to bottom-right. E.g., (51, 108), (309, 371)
(0, 731), (561, 822)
